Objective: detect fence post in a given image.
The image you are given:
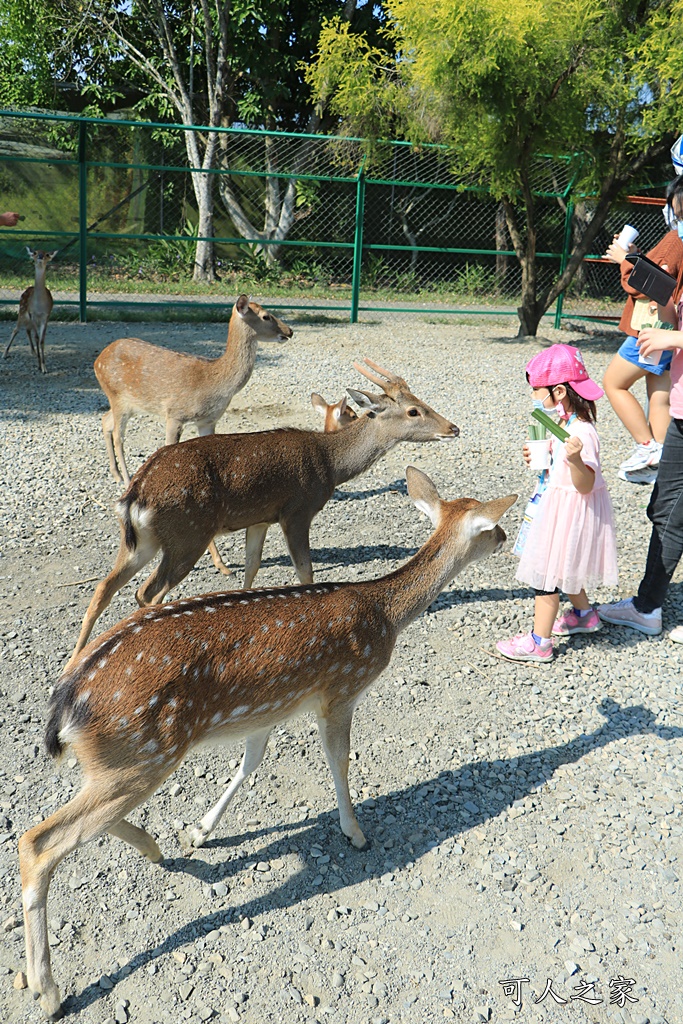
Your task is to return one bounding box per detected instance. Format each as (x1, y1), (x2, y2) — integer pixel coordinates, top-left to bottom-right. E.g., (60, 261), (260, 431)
(78, 120), (88, 323)
(350, 165), (366, 324)
(554, 199), (575, 329)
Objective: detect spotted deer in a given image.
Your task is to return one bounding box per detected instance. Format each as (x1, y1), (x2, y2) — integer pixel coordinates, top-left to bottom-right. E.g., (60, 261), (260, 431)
(68, 359), (459, 665)
(3, 248), (56, 373)
(94, 294), (293, 488)
(19, 467), (516, 1019)
(311, 391), (358, 431)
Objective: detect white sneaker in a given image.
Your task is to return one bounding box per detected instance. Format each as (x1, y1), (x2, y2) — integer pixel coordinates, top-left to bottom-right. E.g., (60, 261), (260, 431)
(619, 441), (662, 472)
(617, 466), (658, 485)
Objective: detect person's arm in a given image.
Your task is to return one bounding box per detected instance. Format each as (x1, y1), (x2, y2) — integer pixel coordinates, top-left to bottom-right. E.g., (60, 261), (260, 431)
(0, 212), (20, 227)
(564, 435), (595, 495)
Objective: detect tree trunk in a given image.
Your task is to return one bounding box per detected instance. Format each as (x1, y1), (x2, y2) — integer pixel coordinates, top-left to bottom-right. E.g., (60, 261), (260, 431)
(495, 202), (508, 288)
(185, 131), (217, 283)
(192, 170), (216, 282)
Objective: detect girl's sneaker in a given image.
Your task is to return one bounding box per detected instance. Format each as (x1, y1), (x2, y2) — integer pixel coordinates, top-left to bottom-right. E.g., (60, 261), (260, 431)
(496, 632), (554, 663)
(552, 608), (602, 635)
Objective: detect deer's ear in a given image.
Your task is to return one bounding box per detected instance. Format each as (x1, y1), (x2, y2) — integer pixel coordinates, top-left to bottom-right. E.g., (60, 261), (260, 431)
(464, 494), (517, 538)
(235, 294), (250, 317)
(406, 466), (441, 526)
(335, 396), (348, 419)
(347, 388), (383, 411)
(311, 393), (327, 418)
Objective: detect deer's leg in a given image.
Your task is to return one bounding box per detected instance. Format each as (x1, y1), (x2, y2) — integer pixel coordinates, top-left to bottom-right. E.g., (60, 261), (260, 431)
(19, 779), (156, 1019)
(112, 412), (132, 487)
(207, 540), (234, 577)
(165, 418), (184, 446)
(3, 324), (21, 359)
(243, 523), (269, 589)
(37, 321), (48, 374)
(281, 517), (314, 585)
(135, 547), (205, 607)
(190, 727), (271, 848)
(317, 705), (367, 849)
(68, 538), (158, 666)
(108, 818), (163, 862)
(101, 409), (124, 484)
(196, 420), (216, 437)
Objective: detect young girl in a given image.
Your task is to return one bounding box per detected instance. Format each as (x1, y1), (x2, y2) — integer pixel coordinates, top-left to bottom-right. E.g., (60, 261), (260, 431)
(497, 344), (618, 663)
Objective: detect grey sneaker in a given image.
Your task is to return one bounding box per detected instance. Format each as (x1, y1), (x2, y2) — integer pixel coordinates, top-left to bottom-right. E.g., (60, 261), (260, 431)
(617, 466), (658, 485)
(596, 597), (662, 636)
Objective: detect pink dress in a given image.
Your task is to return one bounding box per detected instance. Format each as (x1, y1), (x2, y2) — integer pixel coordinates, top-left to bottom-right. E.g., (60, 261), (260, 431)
(516, 418), (618, 594)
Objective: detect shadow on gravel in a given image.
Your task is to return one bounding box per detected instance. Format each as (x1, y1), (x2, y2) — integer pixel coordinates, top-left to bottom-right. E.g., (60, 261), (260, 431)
(60, 697), (683, 1017)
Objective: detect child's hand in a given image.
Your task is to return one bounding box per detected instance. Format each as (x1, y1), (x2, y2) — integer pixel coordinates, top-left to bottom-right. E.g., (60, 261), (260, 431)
(638, 327), (674, 358)
(522, 443), (531, 467)
(564, 435), (584, 463)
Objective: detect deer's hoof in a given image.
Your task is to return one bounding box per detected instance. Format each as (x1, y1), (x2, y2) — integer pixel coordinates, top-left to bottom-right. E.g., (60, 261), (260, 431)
(189, 826), (208, 849)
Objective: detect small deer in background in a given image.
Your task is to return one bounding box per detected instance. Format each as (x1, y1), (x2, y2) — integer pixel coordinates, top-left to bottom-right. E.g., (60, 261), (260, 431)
(19, 466), (516, 1020)
(94, 294), (293, 487)
(311, 391), (358, 432)
(68, 359), (459, 663)
(3, 248), (56, 373)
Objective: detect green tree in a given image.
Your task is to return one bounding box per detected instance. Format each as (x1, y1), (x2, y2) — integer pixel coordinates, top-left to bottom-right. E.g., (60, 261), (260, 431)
(306, 0), (683, 336)
(1, 0), (383, 280)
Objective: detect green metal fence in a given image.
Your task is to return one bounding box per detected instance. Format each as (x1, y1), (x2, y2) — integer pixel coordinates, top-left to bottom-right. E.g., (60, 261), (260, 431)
(0, 109), (669, 326)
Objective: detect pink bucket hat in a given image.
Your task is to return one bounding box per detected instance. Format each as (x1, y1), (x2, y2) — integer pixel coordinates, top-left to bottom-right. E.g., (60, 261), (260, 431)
(525, 344), (604, 401)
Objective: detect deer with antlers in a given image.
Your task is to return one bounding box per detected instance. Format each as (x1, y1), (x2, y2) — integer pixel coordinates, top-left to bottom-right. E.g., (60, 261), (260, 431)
(3, 248), (56, 374)
(19, 466), (516, 1019)
(94, 294), (293, 488)
(67, 359), (459, 665)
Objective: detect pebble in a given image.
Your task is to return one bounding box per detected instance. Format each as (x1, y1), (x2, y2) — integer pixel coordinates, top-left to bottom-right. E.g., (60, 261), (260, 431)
(2, 318), (682, 1024)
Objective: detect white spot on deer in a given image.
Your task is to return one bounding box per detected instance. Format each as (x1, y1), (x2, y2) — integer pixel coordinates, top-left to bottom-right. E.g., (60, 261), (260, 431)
(113, 690), (122, 701)
(98, 658), (108, 669)
(134, 706), (144, 716)
(183, 610), (194, 617)
(75, 689), (91, 706)
(211, 712), (222, 725)
(219, 632), (226, 642)
(167, 698), (178, 708)
(148, 655), (156, 665)
(133, 625), (143, 634)
(261, 624), (269, 633)
(149, 695), (158, 707)
(88, 671), (97, 682)
(142, 740), (158, 754)
(111, 641), (122, 653)
(343, 663), (353, 674)
(233, 641), (241, 649)
(363, 644), (372, 658)
(230, 705), (250, 719)
(119, 717), (129, 729)
(205, 605), (216, 613)
(162, 655), (171, 666)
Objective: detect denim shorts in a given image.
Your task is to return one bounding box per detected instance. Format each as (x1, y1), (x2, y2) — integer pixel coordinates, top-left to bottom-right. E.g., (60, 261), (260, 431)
(618, 335), (672, 375)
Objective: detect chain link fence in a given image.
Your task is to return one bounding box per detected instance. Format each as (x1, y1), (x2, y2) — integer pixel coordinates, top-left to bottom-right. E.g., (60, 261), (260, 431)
(0, 109), (670, 326)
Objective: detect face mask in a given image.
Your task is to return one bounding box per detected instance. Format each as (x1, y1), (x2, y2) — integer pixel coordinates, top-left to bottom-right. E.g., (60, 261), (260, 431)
(678, 222), (683, 241)
(533, 395), (567, 418)
(663, 205), (676, 229)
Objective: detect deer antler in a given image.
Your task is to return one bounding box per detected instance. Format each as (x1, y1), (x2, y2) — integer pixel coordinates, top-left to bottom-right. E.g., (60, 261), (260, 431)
(352, 358), (409, 395)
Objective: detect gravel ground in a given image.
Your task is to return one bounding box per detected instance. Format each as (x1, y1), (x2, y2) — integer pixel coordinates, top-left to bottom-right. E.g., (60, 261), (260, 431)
(1, 312), (682, 1024)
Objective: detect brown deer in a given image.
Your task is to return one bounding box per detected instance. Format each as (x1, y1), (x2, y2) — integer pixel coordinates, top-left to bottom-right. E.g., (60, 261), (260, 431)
(311, 391), (358, 431)
(19, 466), (516, 1019)
(3, 248), (56, 374)
(94, 294), (293, 487)
(68, 359), (459, 664)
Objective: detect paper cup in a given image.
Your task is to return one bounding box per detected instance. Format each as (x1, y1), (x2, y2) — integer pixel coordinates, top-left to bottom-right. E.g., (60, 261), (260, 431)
(617, 224), (639, 249)
(638, 348), (662, 367)
(527, 439), (551, 471)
